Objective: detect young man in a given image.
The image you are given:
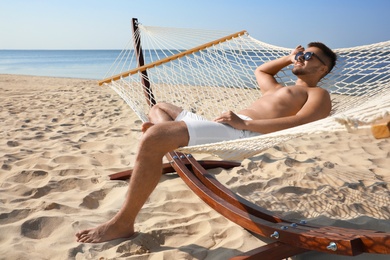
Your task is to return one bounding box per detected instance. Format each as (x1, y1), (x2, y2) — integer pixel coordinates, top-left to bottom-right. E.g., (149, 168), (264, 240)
(76, 42), (337, 243)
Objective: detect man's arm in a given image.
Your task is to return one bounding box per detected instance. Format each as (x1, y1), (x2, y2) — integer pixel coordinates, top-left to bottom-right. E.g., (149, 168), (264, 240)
(255, 45), (305, 94)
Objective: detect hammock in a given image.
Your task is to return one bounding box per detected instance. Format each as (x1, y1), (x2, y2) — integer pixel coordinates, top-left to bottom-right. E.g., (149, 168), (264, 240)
(101, 19), (390, 258)
(99, 21), (390, 160)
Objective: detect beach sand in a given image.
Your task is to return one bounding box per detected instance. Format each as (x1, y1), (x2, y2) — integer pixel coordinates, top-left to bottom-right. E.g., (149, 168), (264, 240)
(0, 74), (389, 259)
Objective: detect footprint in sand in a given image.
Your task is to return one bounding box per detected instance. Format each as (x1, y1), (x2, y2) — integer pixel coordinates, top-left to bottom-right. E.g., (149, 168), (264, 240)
(0, 208), (32, 225)
(6, 140), (20, 147)
(114, 233), (161, 257)
(7, 170), (48, 184)
(42, 202), (80, 214)
(236, 181), (265, 196)
(52, 155), (91, 165)
(79, 189), (108, 209)
(21, 216), (64, 239)
(24, 177), (97, 199)
(79, 131), (105, 142)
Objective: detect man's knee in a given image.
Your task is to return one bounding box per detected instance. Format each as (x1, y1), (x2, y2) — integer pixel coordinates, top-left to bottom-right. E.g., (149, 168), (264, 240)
(151, 103), (182, 119)
(149, 102), (171, 122)
(141, 122), (189, 151)
(150, 102), (164, 110)
(150, 102), (169, 113)
(148, 103), (162, 116)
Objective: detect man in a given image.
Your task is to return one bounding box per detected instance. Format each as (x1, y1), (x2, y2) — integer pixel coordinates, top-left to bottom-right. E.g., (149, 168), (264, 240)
(76, 42), (337, 243)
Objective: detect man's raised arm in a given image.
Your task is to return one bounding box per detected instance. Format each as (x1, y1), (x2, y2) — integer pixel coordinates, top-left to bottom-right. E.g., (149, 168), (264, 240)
(255, 45), (305, 94)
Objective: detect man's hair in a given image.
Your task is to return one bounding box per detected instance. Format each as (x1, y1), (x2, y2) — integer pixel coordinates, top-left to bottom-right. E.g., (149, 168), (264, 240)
(308, 42), (337, 74)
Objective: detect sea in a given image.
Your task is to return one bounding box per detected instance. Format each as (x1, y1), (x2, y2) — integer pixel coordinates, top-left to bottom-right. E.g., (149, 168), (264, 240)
(1, 50), (387, 95)
(0, 50), (125, 80)
(0, 49), (262, 84)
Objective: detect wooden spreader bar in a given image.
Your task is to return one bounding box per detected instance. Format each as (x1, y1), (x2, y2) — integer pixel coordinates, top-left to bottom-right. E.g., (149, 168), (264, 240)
(98, 30), (247, 86)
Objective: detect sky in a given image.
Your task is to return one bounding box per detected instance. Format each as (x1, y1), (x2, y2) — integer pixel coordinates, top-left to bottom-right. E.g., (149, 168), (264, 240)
(0, 0), (389, 50)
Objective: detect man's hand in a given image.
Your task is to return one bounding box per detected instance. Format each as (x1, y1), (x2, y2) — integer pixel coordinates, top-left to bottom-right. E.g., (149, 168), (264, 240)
(214, 111), (246, 130)
(290, 45), (305, 63)
(255, 44), (305, 94)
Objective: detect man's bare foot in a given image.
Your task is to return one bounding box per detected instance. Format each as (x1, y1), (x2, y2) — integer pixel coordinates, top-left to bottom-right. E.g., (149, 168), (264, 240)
(141, 122), (154, 133)
(76, 219), (134, 243)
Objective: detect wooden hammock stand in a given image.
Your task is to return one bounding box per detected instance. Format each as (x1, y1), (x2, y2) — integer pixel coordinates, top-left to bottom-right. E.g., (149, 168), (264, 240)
(104, 18), (390, 259)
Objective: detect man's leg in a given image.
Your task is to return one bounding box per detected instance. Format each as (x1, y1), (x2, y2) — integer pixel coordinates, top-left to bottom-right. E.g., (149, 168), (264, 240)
(76, 121), (190, 243)
(148, 102), (183, 123)
(142, 102), (184, 132)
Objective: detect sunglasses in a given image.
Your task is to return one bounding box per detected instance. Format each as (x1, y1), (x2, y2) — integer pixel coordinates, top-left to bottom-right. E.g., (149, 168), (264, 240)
(295, 52), (327, 66)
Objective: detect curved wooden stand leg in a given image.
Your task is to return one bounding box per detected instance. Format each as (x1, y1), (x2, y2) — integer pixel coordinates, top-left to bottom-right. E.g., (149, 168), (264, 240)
(108, 151), (390, 258)
(108, 155), (241, 180)
(109, 162), (175, 180)
(166, 151), (390, 258)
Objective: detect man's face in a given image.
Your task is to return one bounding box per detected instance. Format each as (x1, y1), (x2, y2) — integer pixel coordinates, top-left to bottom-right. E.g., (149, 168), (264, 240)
(292, 47), (327, 76)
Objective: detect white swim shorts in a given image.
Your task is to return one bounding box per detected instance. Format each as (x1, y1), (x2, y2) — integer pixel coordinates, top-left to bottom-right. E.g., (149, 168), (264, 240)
(175, 110), (261, 146)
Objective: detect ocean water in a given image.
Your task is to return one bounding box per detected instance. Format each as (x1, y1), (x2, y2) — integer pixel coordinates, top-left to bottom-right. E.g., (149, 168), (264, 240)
(0, 50), (124, 79)
(1, 50), (387, 94)
(0, 49), (262, 84)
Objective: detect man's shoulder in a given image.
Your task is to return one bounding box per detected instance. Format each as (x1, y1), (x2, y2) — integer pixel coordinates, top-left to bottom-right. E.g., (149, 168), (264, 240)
(307, 87), (331, 105)
(310, 86), (330, 95)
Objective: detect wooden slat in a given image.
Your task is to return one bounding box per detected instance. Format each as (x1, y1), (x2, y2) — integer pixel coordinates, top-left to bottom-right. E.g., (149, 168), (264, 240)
(230, 242), (308, 260)
(108, 158), (240, 180)
(371, 119), (390, 139)
(108, 162), (175, 180)
(98, 30), (247, 85)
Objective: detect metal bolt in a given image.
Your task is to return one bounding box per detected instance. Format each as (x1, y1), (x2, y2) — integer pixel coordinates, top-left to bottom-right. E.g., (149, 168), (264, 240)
(187, 154), (193, 158)
(290, 223), (298, 228)
(281, 226), (288, 230)
(180, 155), (185, 159)
(327, 242), (337, 251)
(300, 220), (307, 225)
(270, 231), (279, 239)
(173, 156), (178, 160)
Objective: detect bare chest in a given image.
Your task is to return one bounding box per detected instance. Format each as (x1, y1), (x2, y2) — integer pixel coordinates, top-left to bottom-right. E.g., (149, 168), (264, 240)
(272, 86), (309, 104)
(240, 86), (311, 119)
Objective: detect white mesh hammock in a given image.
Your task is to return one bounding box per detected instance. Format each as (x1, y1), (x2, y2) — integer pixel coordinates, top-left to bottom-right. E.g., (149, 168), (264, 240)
(100, 23), (390, 160)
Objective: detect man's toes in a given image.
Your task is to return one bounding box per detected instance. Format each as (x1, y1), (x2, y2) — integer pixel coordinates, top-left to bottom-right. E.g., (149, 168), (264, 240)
(76, 230), (91, 242)
(78, 234), (91, 243)
(76, 230), (87, 238)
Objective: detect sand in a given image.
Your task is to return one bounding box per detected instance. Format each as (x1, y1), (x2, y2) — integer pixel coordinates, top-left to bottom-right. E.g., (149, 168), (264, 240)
(0, 74), (389, 259)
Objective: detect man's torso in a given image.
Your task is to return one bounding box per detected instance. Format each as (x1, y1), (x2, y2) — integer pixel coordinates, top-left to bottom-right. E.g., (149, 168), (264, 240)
(239, 85), (323, 120)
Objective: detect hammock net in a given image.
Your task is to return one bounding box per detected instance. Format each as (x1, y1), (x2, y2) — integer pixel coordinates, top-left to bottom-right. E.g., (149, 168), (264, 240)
(100, 23), (390, 160)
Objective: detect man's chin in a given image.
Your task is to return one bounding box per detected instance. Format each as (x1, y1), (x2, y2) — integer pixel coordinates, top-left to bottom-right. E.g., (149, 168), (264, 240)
(292, 68), (305, 76)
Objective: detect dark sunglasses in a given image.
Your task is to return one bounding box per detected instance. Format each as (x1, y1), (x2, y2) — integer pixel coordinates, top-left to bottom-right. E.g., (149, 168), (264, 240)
(295, 52), (327, 66)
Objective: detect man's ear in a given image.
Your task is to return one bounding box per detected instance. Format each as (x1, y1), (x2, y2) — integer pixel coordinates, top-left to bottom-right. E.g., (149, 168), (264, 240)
(320, 65), (329, 78)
